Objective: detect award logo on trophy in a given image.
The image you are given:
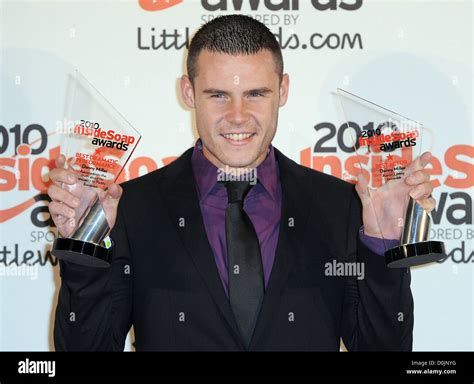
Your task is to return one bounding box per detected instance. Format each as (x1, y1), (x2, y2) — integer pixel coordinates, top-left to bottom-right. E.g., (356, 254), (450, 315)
(51, 71), (141, 268)
(336, 89), (446, 268)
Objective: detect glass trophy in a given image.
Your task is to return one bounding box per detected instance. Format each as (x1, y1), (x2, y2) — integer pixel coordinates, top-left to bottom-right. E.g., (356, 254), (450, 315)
(51, 70), (141, 268)
(336, 89), (446, 268)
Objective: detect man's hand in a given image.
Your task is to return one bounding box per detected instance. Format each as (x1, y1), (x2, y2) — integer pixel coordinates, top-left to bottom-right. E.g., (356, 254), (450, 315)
(355, 151), (436, 240)
(48, 155), (123, 238)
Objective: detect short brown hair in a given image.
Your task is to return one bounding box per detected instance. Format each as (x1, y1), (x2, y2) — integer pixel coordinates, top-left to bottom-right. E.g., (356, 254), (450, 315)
(187, 15), (284, 83)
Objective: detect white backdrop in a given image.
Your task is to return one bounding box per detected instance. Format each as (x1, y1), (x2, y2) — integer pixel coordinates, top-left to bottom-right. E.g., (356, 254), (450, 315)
(0, 0), (472, 351)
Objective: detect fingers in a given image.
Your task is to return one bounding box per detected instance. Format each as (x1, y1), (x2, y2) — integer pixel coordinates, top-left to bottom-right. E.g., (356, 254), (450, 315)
(409, 181), (433, 200)
(55, 154), (66, 168)
(405, 154), (433, 203)
(405, 169), (430, 186)
(47, 184), (80, 208)
(49, 167), (77, 187)
(418, 196), (436, 213)
(405, 151), (432, 175)
(48, 201), (76, 220)
(50, 154), (77, 187)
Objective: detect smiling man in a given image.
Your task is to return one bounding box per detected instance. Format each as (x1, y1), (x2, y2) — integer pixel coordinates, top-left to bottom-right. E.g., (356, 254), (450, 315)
(49, 15), (435, 351)
(183, 46), (287, 170)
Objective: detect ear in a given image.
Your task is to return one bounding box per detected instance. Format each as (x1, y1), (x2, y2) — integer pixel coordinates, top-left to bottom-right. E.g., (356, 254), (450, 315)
(180, 75), (195, 109)
(278, 73), (289, 107)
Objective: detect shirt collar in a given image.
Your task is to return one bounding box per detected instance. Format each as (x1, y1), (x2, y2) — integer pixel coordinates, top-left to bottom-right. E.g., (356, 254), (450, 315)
(191, 138), (279, 201)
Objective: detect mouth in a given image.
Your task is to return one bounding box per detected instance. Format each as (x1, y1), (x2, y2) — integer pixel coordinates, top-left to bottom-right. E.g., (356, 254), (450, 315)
(220, 132), (256, 146)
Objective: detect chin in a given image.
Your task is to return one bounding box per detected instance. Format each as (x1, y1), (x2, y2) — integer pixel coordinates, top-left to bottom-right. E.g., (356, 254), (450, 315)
(222, 159), (253, 169)
(224, 143), (272, 167)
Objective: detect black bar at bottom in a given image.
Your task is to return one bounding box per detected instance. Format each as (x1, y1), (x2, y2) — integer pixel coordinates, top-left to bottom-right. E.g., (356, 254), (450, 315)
(0, 351), (473, 380)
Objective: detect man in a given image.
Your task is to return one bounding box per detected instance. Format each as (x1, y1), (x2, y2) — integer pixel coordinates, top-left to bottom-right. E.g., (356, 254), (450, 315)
(48, 15), (435, 351)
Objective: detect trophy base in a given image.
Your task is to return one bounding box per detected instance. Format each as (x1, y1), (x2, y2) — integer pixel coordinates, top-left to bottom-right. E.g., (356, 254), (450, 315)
(52, 238), (111, 268)
(385, 240), (446, 268)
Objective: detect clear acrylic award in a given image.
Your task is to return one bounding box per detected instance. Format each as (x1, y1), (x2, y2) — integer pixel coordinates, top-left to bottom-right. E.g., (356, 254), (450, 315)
(336, 89), (446, 268)
(51, 71), (141, 267)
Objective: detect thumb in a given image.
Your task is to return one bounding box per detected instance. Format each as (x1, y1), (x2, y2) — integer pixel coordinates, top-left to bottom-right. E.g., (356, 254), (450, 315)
(99, 184), (122, 229)
(104, 183), (123, 201)
(355, 173), (371, 206)
(55, 154), (66, 168)
(405, 151), (432, 176)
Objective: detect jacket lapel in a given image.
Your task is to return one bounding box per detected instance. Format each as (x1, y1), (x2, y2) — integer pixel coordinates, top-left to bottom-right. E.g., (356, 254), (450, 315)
(159, 148), (245, 348)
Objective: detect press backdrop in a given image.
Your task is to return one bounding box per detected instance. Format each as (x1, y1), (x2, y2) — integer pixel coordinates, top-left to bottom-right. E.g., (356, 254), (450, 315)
(0, 0), (472, 351)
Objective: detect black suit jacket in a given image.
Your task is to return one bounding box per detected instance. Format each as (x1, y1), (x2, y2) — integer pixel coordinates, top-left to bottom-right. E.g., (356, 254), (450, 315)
(54, 147), (414, 351)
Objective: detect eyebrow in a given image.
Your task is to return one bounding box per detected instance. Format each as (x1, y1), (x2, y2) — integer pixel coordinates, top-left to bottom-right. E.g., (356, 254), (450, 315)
(202, 87), (273, 96)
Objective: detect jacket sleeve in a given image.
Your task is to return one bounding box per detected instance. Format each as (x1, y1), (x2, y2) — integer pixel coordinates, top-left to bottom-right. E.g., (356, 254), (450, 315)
(53, 196), (133, 351)
(340, 187), (414, 351)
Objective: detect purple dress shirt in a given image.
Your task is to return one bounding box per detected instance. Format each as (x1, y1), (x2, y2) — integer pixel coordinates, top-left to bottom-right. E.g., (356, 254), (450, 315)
(190, 140), (398, 296)
(191, 140), (281, 296)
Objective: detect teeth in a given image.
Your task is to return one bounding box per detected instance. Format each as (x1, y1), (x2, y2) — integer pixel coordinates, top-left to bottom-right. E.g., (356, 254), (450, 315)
(223, 133), (253, 141)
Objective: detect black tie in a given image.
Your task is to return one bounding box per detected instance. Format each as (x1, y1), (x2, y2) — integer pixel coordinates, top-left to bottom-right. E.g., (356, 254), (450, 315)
(223, 180), (264, 348)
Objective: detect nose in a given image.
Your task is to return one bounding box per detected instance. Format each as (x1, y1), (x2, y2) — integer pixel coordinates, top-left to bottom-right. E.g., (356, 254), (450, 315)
(225, 98), (250, 127)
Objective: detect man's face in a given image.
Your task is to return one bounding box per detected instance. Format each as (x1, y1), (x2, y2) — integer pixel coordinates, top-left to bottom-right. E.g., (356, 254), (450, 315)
(181, 49), (289, 169)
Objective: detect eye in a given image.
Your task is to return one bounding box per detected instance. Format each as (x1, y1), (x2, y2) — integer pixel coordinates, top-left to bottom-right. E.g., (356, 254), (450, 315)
(249, 91), (263, 98)
(210, 93), (226, 99)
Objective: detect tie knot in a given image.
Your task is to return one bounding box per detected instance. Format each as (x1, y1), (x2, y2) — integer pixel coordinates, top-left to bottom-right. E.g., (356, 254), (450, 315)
(222, 181), (252, 203)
